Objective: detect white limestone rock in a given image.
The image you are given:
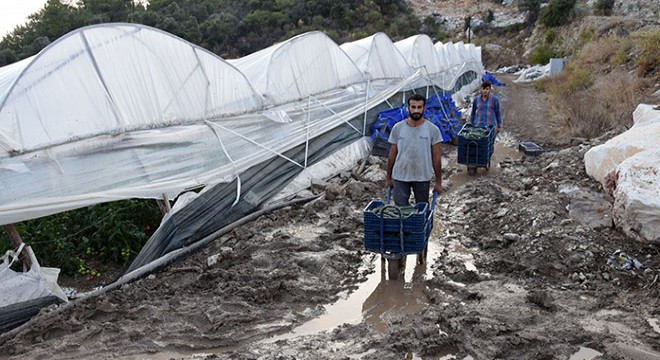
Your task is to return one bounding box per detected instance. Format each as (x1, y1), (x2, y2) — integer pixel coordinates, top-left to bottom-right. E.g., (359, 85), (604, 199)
(584, 104), (660, 243)
(611, 149), (660, 243)
(584, 104), (660, 184)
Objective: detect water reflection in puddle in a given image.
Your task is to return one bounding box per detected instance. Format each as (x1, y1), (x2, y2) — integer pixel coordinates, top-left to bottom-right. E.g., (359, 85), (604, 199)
(649, 318), (660, 334)
(448, 142), (522, 189)
(569, 347), (603, 360)
(268, 233), (446, 341)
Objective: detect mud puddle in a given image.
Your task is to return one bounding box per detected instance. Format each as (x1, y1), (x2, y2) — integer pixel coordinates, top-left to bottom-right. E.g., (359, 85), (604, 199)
(569, 347), (603, 360)
(448, 141), (522, 189)
(266, 229), (445, 341)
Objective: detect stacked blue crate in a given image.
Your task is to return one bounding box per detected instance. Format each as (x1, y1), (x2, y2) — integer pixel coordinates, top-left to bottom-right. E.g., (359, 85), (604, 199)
(425, 93), (463, 142)
(457, 125), (494, 166)
(370, 104), (407, 156)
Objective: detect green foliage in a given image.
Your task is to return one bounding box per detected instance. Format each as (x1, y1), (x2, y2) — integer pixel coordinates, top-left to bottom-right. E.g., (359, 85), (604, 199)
(593, 0), (615, 15)
(485, 9), (495, 23)
(518, 0), (541, 25)
(0, 200), (162, 276)
(539, 0), (576, 27)
(1, 0), (424, 62)
(544, 29), (558, 44)
(435, 31), (449, 42)
(611, 37), (632, 66)
(528, 45), (558, 65)
(422, 15), (441, 36)
(635, 30), (660, 76)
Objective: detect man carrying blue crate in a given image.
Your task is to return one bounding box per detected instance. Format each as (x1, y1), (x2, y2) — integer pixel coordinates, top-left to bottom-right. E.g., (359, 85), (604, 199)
(386, 94), (443, 207)
(470, 80), (503, 133)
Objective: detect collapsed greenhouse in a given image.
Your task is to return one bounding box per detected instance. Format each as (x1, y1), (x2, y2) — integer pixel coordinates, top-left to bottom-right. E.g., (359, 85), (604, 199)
(0, 23), (484, 331)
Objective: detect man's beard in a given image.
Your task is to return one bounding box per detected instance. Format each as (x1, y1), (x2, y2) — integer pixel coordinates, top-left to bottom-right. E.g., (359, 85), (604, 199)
(410, 112), (423, 121)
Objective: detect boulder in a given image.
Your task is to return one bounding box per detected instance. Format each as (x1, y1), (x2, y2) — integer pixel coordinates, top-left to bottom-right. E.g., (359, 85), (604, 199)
(584, 104), (660, 243)
(611, 149), (660, 243)
(584, 104), (660, 184)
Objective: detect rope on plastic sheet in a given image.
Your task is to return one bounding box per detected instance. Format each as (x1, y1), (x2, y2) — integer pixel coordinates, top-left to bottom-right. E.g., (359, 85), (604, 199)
(307, 95), (362, 135)
(204, 120), (242, 207)
(205, 121), (305, 170)
(0, 242), (25, 278)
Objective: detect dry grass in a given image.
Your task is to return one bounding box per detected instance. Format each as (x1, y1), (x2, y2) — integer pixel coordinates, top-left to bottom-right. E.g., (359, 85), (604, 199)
(579, 36), (620, 67)
(634, 29), (660, 76)
(538, 28), (659, 141)
(546, 69), (641, 140)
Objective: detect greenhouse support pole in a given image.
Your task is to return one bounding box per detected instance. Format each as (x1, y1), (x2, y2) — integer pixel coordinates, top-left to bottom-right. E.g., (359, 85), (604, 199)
(156, 193), (171, 215)
(3, 224), (32, 271)
(362, 78), (371, 136)
(305, 96), (311, 168)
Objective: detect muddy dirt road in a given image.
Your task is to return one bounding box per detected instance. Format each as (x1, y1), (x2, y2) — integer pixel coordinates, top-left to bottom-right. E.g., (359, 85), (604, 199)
(1, 75), (659, 359)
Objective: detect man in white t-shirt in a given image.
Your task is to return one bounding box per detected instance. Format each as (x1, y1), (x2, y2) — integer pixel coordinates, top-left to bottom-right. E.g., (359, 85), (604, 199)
(386, 94), (442, 206)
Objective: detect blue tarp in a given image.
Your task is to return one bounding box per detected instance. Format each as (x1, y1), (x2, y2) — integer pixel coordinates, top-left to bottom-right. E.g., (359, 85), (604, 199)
(371, 94), (462, 145)
(481, 72), (506, 86)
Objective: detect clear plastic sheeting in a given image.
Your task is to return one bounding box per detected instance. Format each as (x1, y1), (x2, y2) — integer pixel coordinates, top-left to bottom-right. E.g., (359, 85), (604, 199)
(395, 35), (445, 90)
(228, 31), (365, 106)
(340, 32), (414, 82)
(0, 23), (263, 153)
(0, 246), (68, 333)
(0, 25), (407, 226)
(270, 137), (373, 203)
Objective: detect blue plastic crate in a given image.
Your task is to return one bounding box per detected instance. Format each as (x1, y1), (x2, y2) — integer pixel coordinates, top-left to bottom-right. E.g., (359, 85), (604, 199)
(457, 125), (495, 167)
(363, 201), (432, 255)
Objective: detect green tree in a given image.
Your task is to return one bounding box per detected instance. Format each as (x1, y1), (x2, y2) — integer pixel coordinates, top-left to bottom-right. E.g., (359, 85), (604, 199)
(77, 0), (136, 22)
(593, 0), (615, 16)
(518, 0), (541, 25)
(539, 0), (576, 27)
(485, 9), (494, 23)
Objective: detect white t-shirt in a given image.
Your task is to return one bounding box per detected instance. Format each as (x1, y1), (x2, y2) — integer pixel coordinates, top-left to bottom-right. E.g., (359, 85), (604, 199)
(388, 119), (442, 182)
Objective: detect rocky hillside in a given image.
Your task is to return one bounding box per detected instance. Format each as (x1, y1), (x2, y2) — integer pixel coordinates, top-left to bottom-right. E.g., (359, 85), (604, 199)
(406, 0), (659, 68)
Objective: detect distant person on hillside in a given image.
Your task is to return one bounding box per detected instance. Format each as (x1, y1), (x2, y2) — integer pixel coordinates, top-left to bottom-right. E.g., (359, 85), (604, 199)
(470, 80), (503, 132)
(386, 94), (442, 206)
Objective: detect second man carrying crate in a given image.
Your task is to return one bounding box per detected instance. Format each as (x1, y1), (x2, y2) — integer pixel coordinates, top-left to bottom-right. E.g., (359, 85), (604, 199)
(470, 80), (503, 133)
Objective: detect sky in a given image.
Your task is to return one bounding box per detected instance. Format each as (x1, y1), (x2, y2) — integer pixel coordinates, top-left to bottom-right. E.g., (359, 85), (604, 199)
(0, 0), (48, 38)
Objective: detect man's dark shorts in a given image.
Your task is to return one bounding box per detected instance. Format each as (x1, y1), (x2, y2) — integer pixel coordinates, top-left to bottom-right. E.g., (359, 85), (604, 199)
(392, 180), (430, 207)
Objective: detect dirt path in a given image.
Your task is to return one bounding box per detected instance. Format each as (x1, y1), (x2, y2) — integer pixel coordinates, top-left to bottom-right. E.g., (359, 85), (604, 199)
(1, 76), (659, 360)
(498, 74), (553, 145)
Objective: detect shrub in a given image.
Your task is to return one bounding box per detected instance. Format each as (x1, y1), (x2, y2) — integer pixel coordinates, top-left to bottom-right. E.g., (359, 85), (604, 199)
(546, 69), (639, 139)
(544, 29), (558, 44)
(611, 37), (632, 66)
(485, 9), (495, 23)
(518, 0), (541, 24)
(579, 36), (619, 67)
(528, 45), (557, 65)
(635, 30), (660, 76)
(539, 0), (576, 27)
(578, 27), (595, 45)
(593, 0), (615, 15)
(435, 31), (449, 42)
